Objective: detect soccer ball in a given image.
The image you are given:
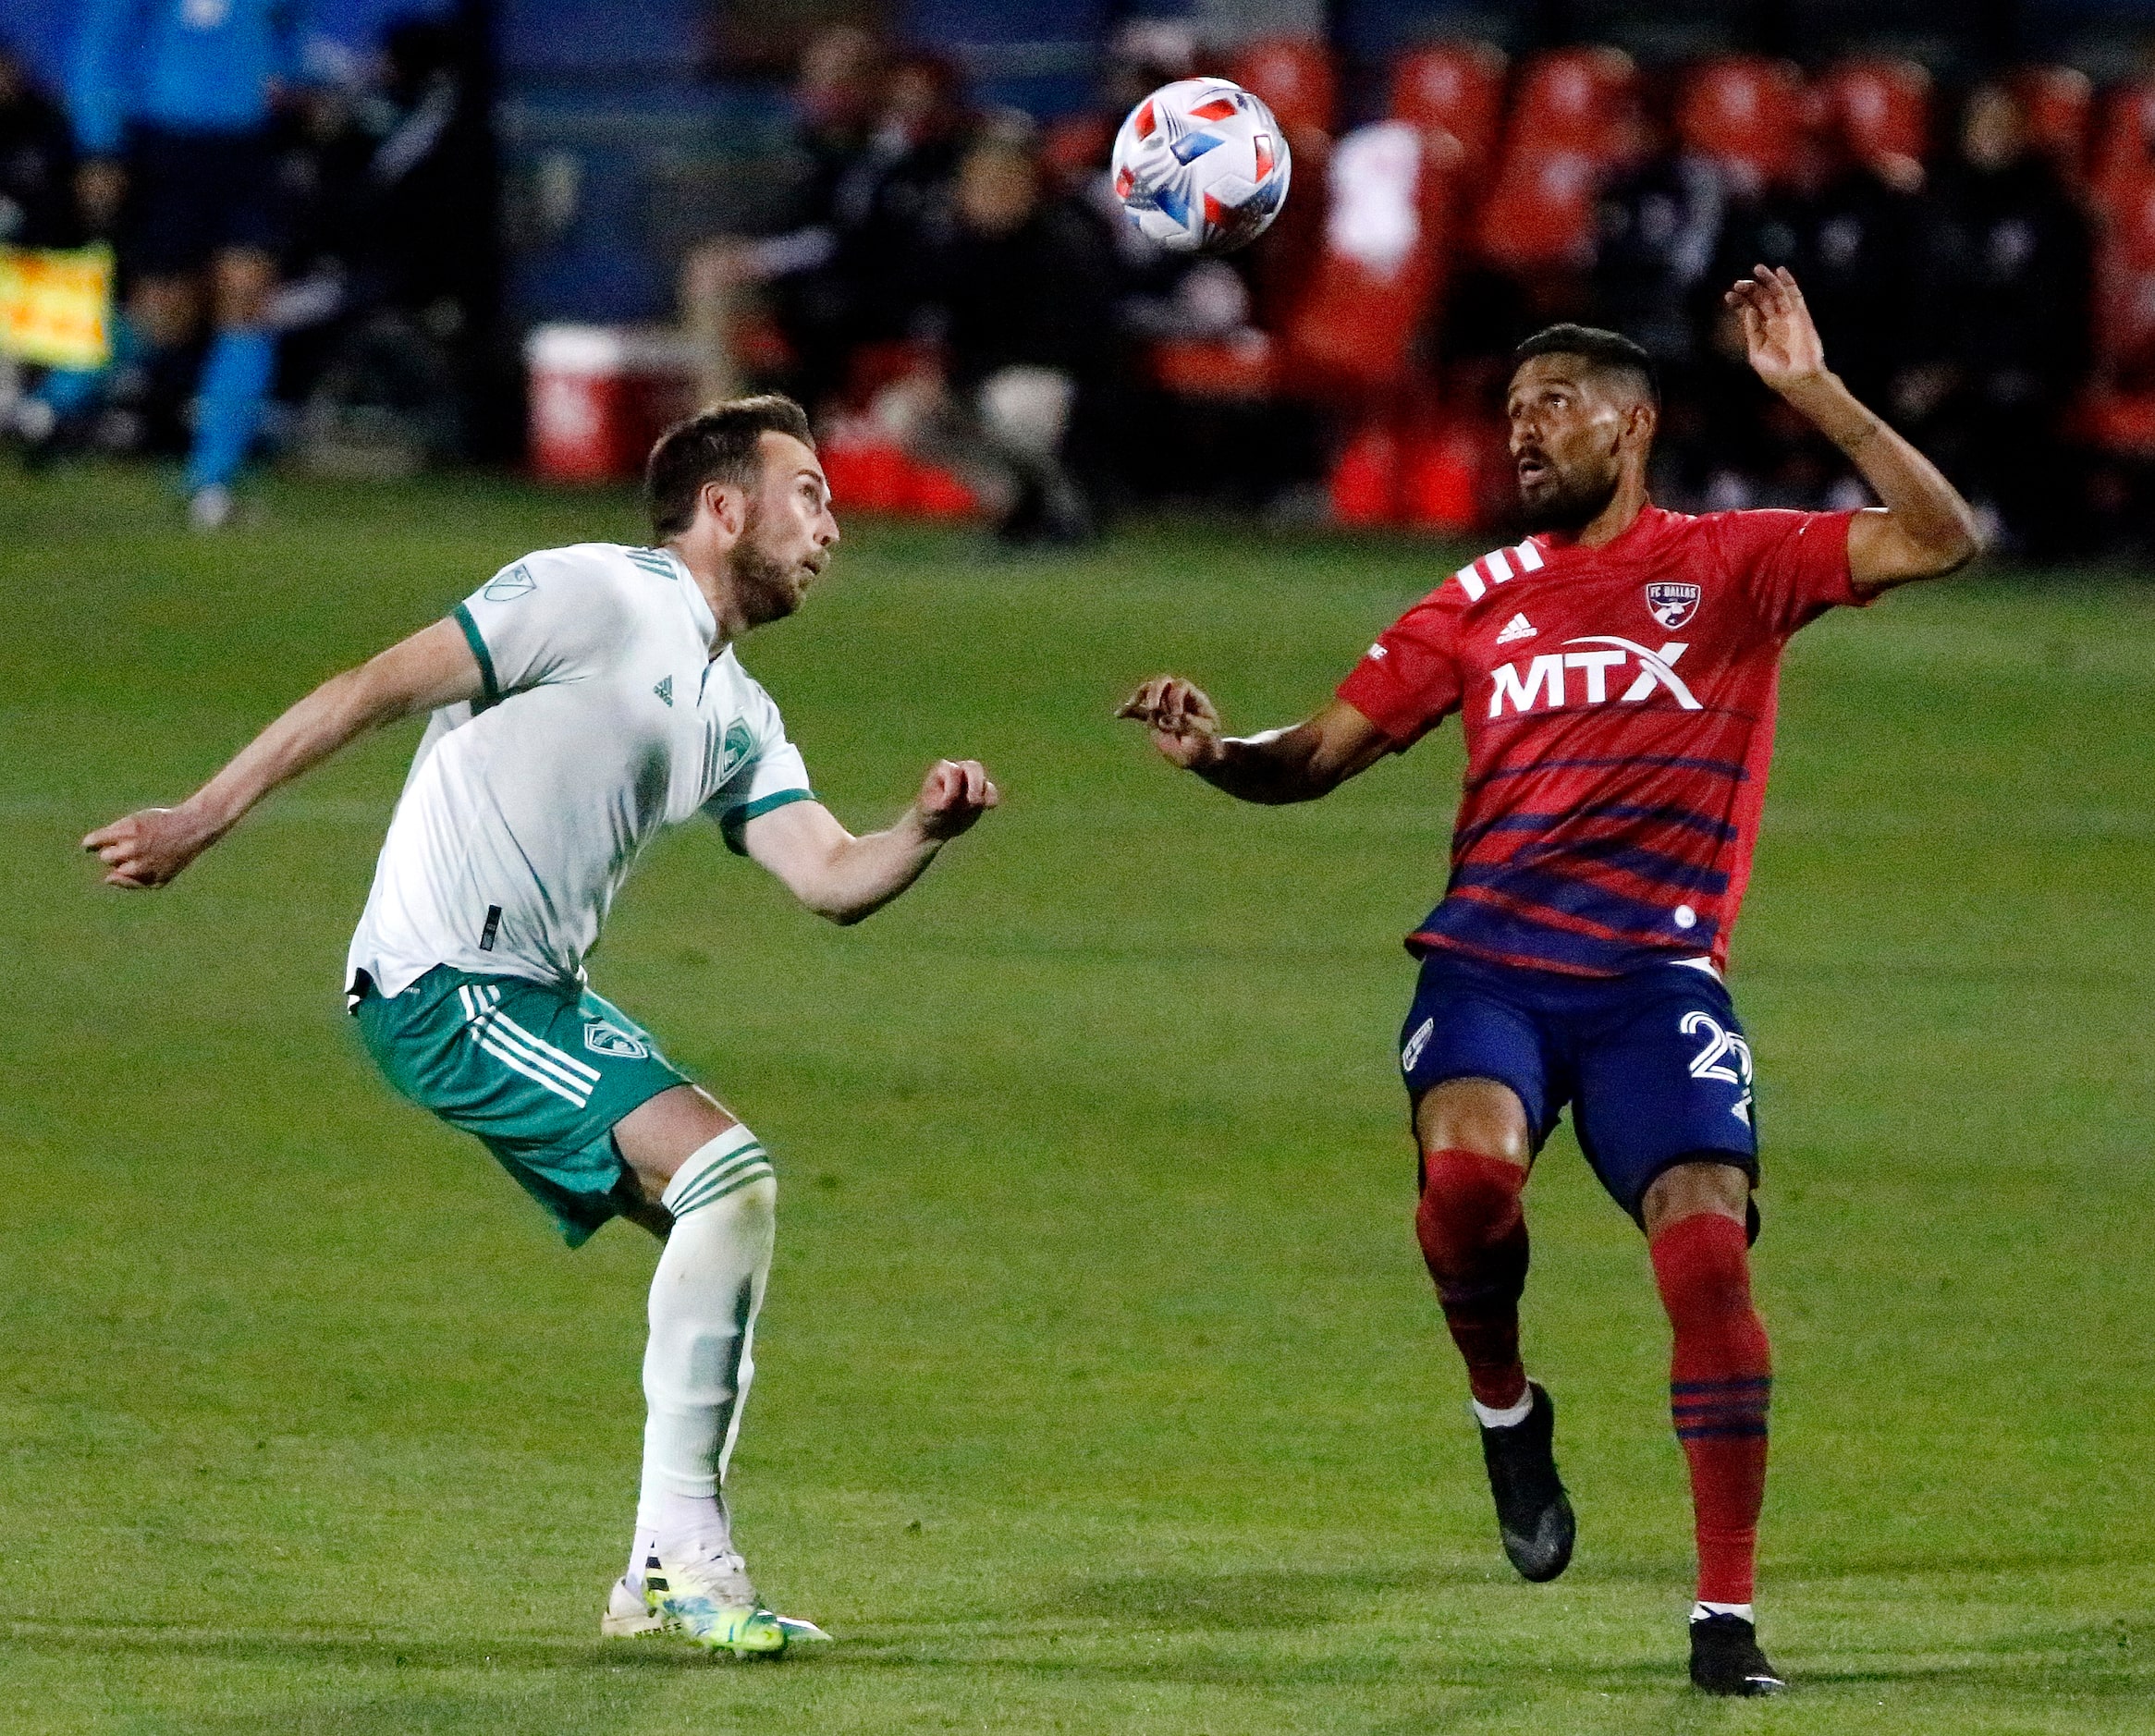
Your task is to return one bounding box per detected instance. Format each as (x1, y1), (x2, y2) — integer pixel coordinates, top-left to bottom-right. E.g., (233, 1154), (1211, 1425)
(1110, 78), (1292, 256)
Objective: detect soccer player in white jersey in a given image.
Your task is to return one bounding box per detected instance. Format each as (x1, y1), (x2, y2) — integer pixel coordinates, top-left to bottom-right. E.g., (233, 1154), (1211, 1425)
(83, 396), (999, 1655)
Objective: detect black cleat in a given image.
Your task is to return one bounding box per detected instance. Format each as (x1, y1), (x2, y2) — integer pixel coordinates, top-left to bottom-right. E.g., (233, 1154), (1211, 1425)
(1689, 1613), (1787, 1695)
(1477, 1380), (1575, 1583)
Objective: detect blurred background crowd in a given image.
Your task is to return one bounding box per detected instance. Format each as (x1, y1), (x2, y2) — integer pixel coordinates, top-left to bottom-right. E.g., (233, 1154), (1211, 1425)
(6, 0), (2155, 553)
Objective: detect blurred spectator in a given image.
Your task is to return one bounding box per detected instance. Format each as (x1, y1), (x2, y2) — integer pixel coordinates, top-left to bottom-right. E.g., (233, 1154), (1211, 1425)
(265, 18), (492, 471)
(1592, 111), (1729, 375)
(0, 48), (83, 250)
(680, 25), (892, 410)
(1669, 93), (1924, 509)
(1901, 83), (2093, 556)
(879, 124), (1122, 544)
(44, 0), (307, 526)
(0, 49), (85, 448)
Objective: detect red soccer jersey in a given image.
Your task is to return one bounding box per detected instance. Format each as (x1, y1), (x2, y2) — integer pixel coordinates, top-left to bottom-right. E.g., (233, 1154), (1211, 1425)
(1336, 504), (1866, 977)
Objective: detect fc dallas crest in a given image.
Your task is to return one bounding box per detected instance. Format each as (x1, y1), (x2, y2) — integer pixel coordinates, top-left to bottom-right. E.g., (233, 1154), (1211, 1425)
(1645, 581), (1701, 629)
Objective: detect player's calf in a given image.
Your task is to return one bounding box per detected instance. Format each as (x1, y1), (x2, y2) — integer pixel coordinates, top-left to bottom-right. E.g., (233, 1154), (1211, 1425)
(1414, 1140), (1575, 1582)
(1648, 1181), (1777, 1686)
(1414, 1146), (1531, 1409)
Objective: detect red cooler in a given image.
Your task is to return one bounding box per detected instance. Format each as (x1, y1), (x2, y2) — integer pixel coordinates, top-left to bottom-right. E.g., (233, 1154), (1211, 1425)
(526, 324), (702, 483)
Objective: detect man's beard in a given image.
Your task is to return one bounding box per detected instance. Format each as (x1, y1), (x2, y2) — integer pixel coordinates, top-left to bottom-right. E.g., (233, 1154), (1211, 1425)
(729, 507), (802, 625)
(1518, 463), (1620, 534)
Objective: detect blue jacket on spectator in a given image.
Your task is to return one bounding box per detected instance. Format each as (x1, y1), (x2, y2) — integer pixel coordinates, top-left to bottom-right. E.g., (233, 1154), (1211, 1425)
(68, 0), (300, 155)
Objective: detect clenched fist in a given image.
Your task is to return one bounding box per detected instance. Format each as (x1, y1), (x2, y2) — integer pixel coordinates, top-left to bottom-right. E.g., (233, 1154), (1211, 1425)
(1116, 675), (1224, 771)
(915, 758), (999, 840)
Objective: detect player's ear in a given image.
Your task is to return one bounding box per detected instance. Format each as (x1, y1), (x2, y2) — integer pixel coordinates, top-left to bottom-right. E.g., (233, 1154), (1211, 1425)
(702, 479), (745, 539)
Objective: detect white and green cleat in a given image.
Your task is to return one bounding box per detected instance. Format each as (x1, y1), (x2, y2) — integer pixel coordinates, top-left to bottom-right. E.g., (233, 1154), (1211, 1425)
(601, 1552), (830, 1657)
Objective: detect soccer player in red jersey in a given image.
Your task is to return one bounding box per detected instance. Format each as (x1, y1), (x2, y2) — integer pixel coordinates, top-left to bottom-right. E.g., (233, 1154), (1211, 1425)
(1119, 267), (1983, 1693)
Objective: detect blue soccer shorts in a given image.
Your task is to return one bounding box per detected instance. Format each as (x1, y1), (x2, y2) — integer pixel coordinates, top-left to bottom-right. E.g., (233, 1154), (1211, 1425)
(1398, 949), (1759, 1221)
(127, 126), (285, 275)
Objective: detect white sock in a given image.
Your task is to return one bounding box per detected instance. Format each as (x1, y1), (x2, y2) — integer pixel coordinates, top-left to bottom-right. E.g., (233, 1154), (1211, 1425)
(1692, 1600), (1755, 1623)
(624, 1125), (777, 1586)
(1472, 1388), (1535, 1430)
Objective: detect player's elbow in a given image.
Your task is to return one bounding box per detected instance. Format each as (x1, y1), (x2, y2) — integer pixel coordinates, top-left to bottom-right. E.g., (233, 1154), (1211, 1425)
(1884, 513), (1986, 584)
(790, 850), (877, 925)
(1930, 510), (1989, 574)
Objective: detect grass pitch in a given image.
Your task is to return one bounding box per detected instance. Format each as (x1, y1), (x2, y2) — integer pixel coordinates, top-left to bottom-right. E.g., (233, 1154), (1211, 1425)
(3, 465), (2152, 1732)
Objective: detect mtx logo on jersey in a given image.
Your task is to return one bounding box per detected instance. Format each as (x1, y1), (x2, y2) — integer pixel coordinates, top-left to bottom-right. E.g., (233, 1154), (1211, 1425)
(1488, 638), (1700, 717)
(1645, 581), (1701, 629)
(584, 1021), (649, 1059)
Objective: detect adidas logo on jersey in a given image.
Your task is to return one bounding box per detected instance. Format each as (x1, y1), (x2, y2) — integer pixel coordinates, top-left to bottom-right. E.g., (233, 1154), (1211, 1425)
(1495, 613), (1537, 644)
(1488, 638), (1701, 718)
(654, 676), (674, 708)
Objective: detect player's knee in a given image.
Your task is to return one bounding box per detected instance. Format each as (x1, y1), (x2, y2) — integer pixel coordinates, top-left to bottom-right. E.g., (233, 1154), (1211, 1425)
(1415, 1148), (1529, 1299)
(1422, 1154), (1525, 1241)
(1415, 1077), (1532, 1168)
(692, 1168), (777, 1237)
(1641, 1158), (1750, 1241)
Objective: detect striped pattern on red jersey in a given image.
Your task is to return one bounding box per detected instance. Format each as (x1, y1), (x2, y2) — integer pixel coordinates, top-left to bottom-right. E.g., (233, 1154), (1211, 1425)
(1336, 507), (1864, 978)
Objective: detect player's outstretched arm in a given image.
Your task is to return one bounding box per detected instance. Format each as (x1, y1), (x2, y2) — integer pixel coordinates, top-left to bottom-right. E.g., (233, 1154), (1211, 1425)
(1116, 678), (1394, 804)
(739, 758), (998, 925)
(82, 618), (484, 888)
(1728, 264), (1986, 594)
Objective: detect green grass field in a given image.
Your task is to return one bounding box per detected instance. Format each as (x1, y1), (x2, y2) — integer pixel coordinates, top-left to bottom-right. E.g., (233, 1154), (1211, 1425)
(3, 465), (2152, 1733)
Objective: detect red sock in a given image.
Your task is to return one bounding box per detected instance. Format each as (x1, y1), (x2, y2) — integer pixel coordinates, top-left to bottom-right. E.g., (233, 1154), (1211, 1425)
(1415, 1149), (1530, 1410)
(1650, 1211), (1771, 1605)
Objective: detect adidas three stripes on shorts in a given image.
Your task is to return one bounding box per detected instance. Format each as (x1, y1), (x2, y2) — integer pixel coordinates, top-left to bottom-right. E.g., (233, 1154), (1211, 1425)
(351, 965), (696, 1245)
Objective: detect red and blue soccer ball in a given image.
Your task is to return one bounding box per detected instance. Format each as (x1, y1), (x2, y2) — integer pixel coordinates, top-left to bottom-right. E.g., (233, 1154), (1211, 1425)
(1110, 78), (1292, 256)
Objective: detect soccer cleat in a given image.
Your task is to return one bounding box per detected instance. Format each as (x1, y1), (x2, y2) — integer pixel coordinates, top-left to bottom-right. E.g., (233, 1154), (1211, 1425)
(1477, 1379), (1575, 1583)
(600, 1551), (827, 1657)
(188, 484), (236, 532)
(1688, 1612), (1787, 1695)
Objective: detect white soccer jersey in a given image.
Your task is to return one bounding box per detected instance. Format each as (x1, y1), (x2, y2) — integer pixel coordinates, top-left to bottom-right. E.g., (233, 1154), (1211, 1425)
(346, 542), (815, 998)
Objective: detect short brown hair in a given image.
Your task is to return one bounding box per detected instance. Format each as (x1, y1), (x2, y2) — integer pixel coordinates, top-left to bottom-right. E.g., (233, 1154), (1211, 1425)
(643, 395), (815, 541)
(1512, 324), (1659, 406)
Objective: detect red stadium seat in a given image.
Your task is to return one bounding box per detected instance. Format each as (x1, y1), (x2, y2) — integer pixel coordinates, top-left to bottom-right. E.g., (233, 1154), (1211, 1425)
(1147, 331), (1276, 400)
(1678, 55), (1806, 190)
(1040, 111), (1112, 192)
(1473, 146), (1604, 273)
(1390, 40), (1508, 179)
(1283, 122), (1453, 396)
(1503, 45), (1636, 156)
(1231, 36), (1335, 137)
(1227, 37), (1337, 325)
(2012, 65), (2091, 186)
(1818, 56), (1930, 174)
(1472, 47), (1635, 274)
(2094, 81), (2155, 198)
(2094, 174), (2155, 379)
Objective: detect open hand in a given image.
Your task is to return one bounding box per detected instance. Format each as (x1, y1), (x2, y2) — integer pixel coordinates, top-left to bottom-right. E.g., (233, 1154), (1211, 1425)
(1116, 675), (1224, 771)
(82, 805), (215, 888)
(916, 758), (999, 840)
(1725, 264), (1827, 397)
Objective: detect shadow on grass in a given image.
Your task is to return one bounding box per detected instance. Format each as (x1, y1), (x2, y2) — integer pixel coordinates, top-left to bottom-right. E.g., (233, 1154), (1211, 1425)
(1046, 1566), (1431, 1629)
(1, 1618), (710, 1673)
(13, 1605), (2150, 1707)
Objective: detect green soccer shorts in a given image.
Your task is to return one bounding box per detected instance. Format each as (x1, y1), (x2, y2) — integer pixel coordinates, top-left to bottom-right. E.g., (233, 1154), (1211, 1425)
(351, 965), (693, 1245)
